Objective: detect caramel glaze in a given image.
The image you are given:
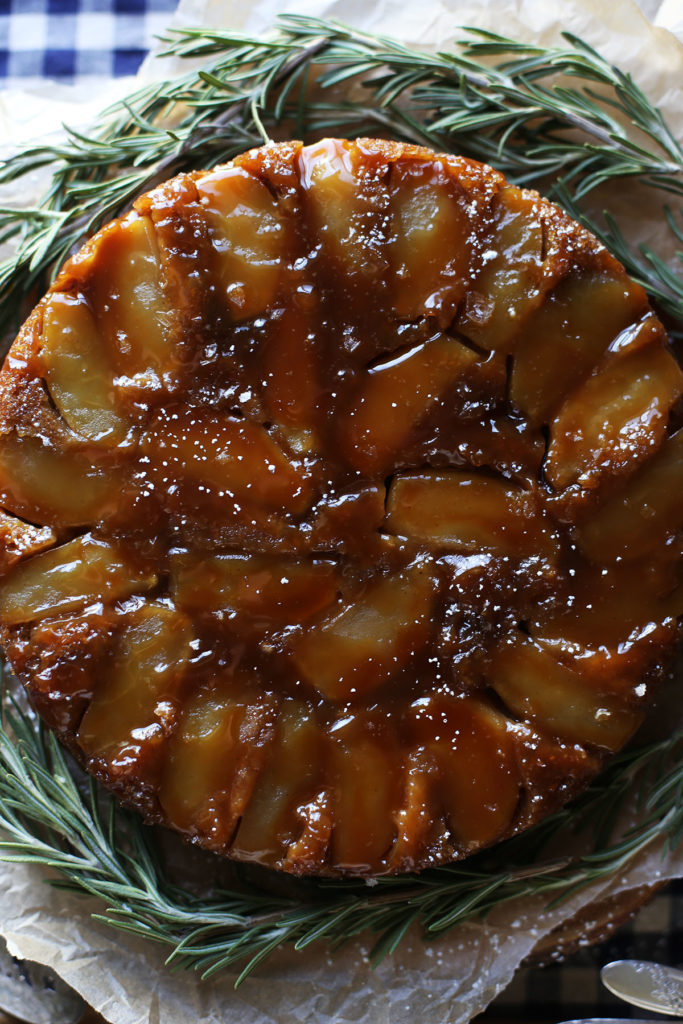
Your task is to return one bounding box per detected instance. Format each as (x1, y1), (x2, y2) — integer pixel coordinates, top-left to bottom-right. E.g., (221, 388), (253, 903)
(0, 138), (681, 876)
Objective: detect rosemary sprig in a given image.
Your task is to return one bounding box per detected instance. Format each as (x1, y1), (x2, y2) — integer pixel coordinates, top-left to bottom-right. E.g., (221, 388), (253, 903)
(0, 18), (682, 338)
(0, 36), (322, 336)
(280, 17), (683, 195)
(1, 674), (682, 984)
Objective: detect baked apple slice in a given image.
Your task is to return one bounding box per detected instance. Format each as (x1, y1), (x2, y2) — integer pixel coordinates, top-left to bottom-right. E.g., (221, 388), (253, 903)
(529, 555), (680, 677)
(576, 427), (683, 562)
(232, 701), (324, 865)
(340, 333), (480, 474)
(404, 694), (521, 852)
(490, 634), (643, 750)
(327, 712), (403, 872)
(197, 165), (286, 320)
(78, 603), (193, 773)
(159, 676), (278, 848)
(0, 534), (156, 625)
(17, 608), (114, 734)
(510, 269), (648, 424)
(142, 407), (314, 516)
(85, 214), (175, 384)
(171, 552), (339, 623)
(546, 323), (683, 493)
(40, 292), (132, 445)
(259, 302), (322, 454)
(458, 185), (556, 351)
(0, 510), (55, 574)
(291, 560), (437, 701)
(0, 431), (122, 527)
(385, 470), (559, 560)
(389, 158), (471, 324)
(299, 138), (389, 281)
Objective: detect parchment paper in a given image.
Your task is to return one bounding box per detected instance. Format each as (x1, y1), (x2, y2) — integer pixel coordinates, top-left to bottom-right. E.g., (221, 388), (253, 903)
(1, 1), (683, 1022)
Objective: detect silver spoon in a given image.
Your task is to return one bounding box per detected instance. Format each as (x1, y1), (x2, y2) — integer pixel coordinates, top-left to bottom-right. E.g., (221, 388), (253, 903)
(559, 1019), (667, 1024)
(601, 959), (683, 1018)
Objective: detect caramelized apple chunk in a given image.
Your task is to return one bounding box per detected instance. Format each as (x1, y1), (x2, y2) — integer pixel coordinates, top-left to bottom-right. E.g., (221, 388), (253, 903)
(233, 702), (325, 865)
(458, 185), (559, 351)
(299, 139), (389, 281)
(0, 510), (55, 574)
(405, 694), (521, 851)
(385, 470), (558, 560)
(0, 431), (123, 527)
(0, 534), (156, 625)
(291, 560), (437, 702)
(40, 293), (132, 445)
(575, 428), (683, 562)
(489, 635), (643, 750)
(78, 603), (193, 777)
(328, 712), (403, 871)
(171, 552), (339, 623)
(142, 407), (314, 516)
(12, 607), (115, 734)
(340, 333), (482, 474)
(529, 556), (680, 677)
(0, 137), (678, 878)
(84, 213), (175, 385)
(259, 302), (322, 454)
(509, 269), (648, 424)
(546, 324), (683, 495)
(197, 166), (286, 320)
(159, 677), (278, 848)
(389, 158), (473, 324)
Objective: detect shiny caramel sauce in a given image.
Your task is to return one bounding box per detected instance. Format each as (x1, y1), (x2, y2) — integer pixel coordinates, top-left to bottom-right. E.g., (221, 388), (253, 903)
(0, 138), (681, 876)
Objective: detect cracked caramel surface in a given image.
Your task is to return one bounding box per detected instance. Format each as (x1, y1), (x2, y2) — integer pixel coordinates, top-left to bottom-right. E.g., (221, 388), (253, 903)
(0, 138), (681, 876)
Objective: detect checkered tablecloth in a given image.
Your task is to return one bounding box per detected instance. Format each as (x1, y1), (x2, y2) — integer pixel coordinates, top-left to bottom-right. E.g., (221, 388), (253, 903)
(488, 881), (683, 1020)
(0, 0), (177, 86)
(0, 1), (681, 1021)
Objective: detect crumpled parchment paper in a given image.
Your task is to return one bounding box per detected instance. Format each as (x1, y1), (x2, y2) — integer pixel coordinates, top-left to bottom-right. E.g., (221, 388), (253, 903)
(1, 1), (682, 1021)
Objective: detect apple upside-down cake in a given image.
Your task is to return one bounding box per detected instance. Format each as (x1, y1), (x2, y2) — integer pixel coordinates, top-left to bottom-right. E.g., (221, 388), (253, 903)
(0, 138), (680, 876)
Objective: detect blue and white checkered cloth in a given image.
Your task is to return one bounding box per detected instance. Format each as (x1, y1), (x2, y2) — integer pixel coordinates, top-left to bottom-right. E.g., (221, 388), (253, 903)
(0, 0), (177, 86)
